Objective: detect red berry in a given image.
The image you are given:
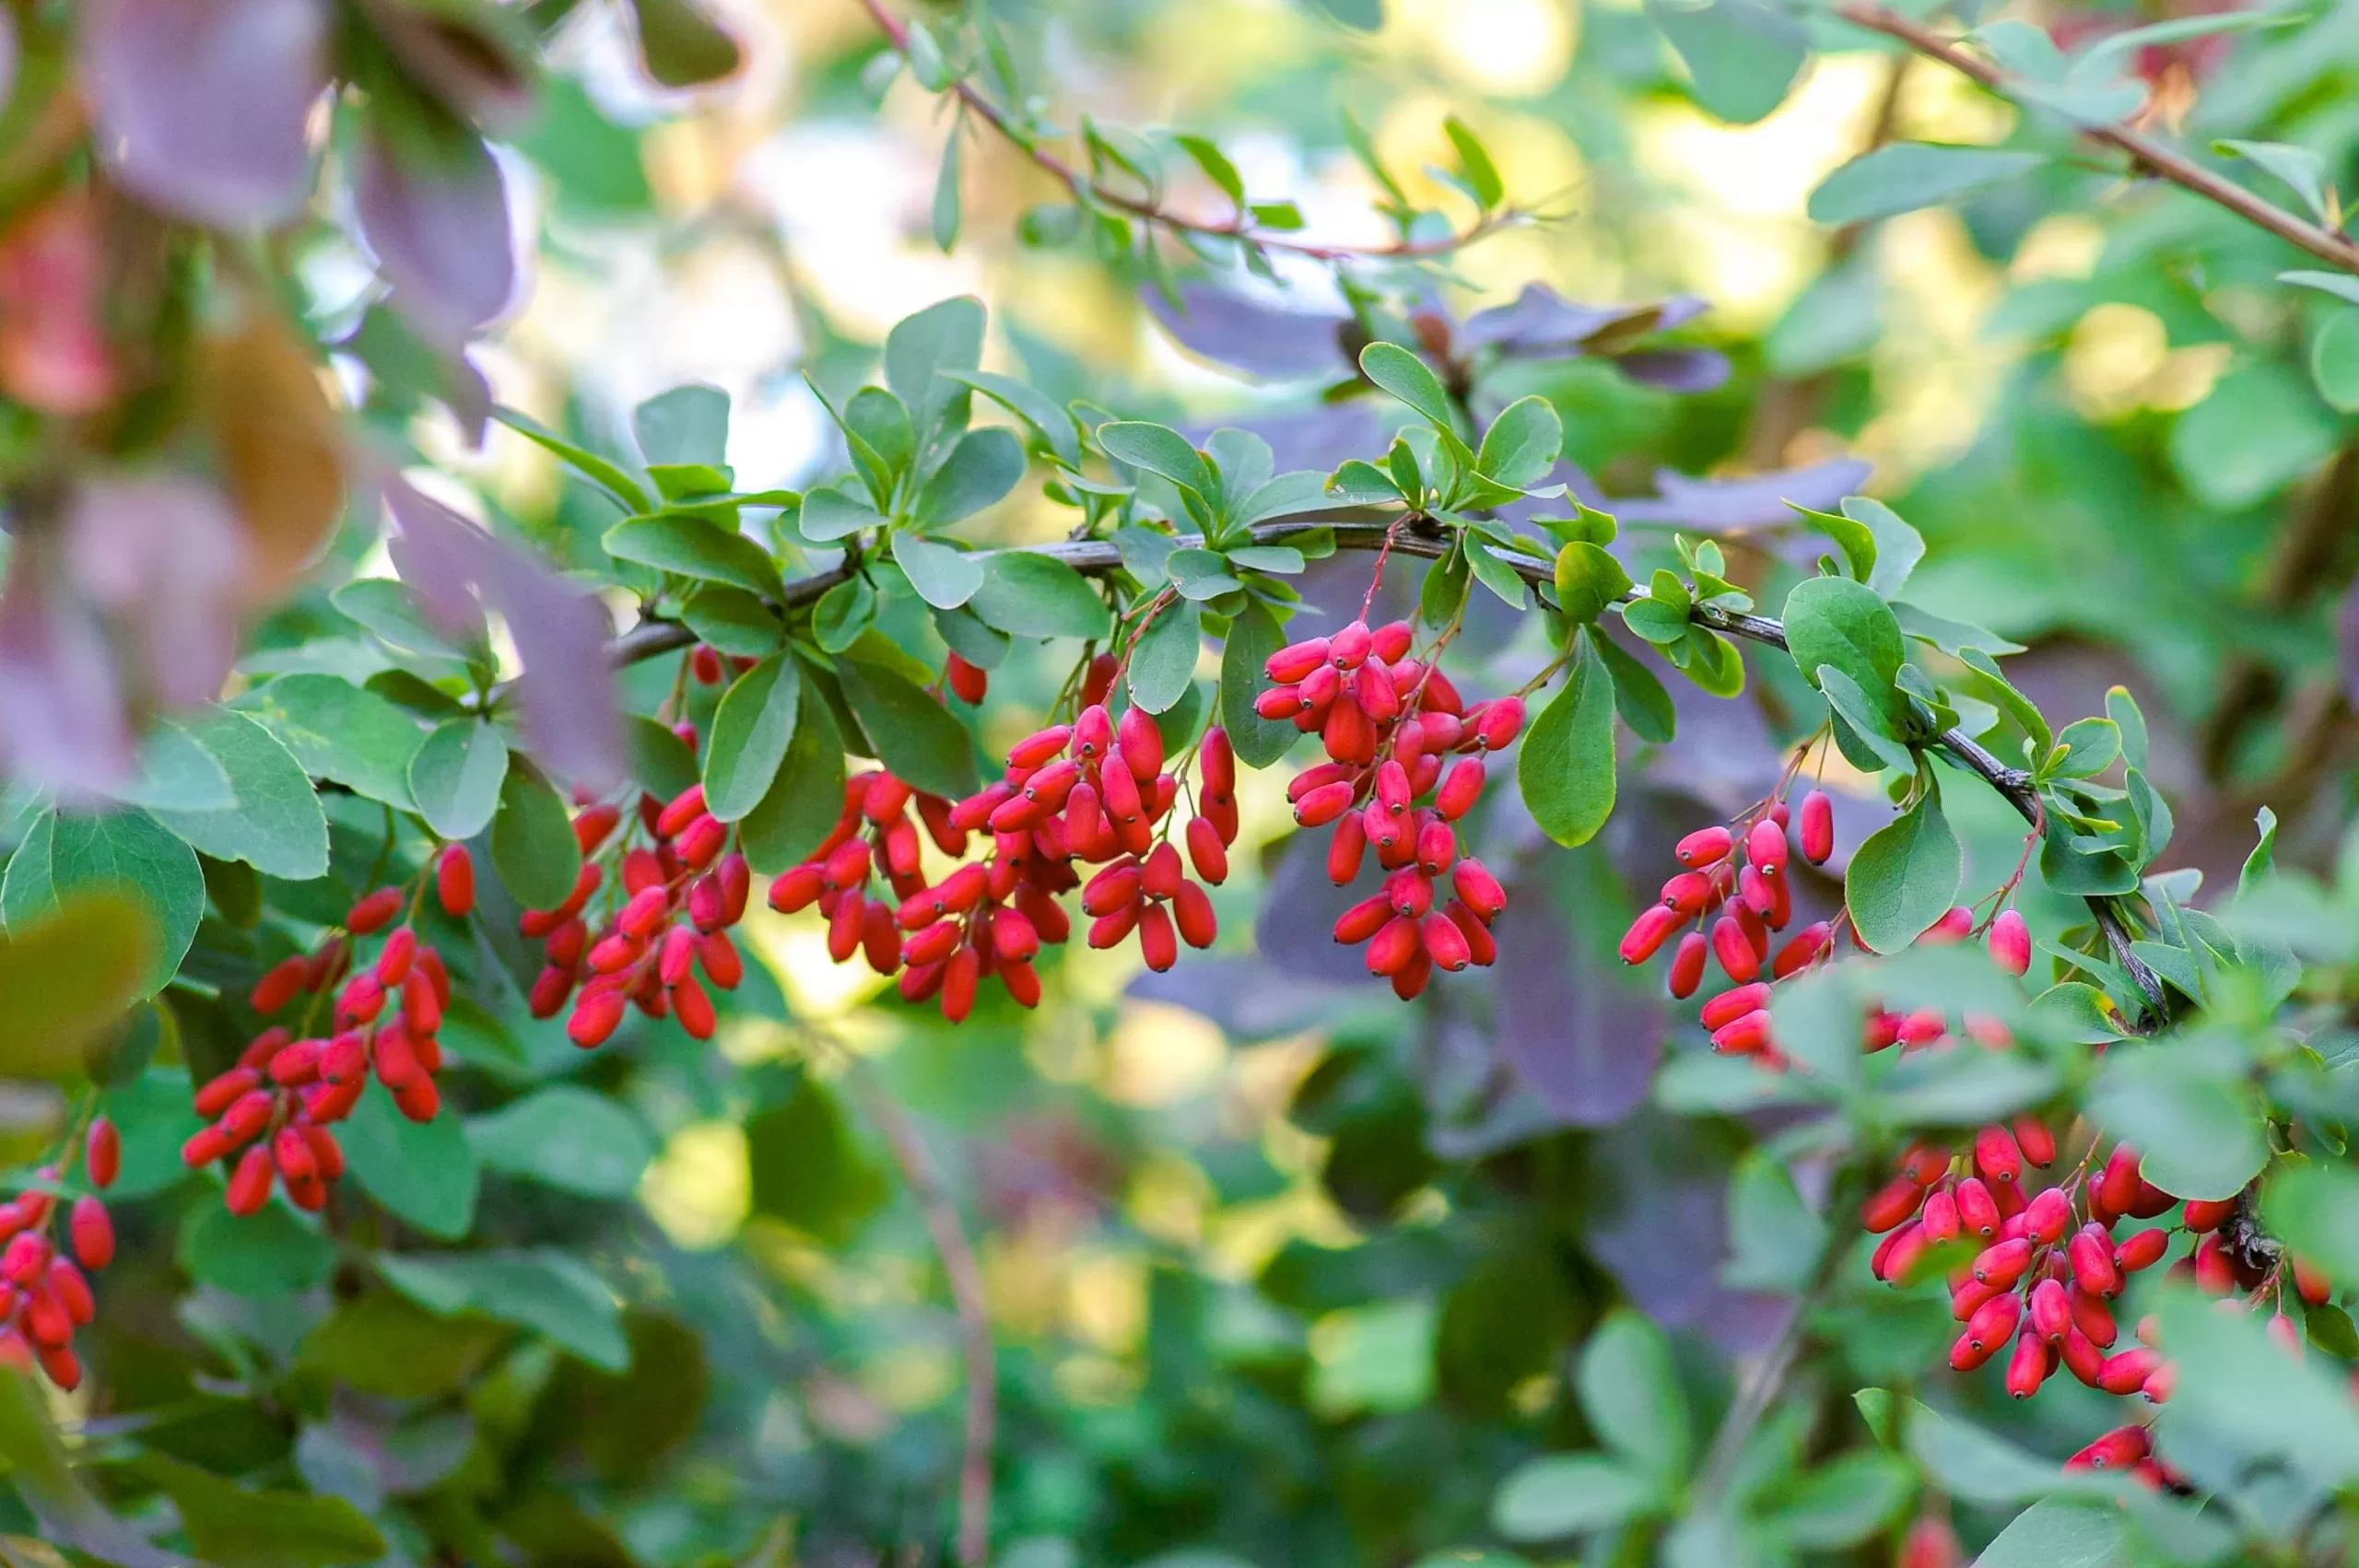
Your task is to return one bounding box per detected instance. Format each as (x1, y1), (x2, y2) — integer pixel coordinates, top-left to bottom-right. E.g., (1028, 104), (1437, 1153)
(2066, 1426), (2150, 1471)
(1920, 906), (1974, 944)
(1797, 790), (1834, 864)
(573, 803), (622, 855)
(2004, 1327), (2052, 1398)
(1709, 916), (1759, 983)
(85, 1118), (118, 1190)
(1618, 905), (1682, 965)
(226, 1145), (276, 1215)
(68, 1197), (111, 1271)
(945, 651), (988, 704)
(1745, 817), (1787, 874)
(1435, 757), (1485, 820)
(569, 989), (627, 1049)
(1988, 908), (2030, 976)
(1674, 826), (1732, 868)
(347, 885), (405, 934)
(437, 844), (475, 918)
(249, 954), (309, 1014)
(1667, 932), (1708, 999)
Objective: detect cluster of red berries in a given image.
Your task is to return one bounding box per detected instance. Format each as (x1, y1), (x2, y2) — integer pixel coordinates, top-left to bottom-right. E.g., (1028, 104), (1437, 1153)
(532, 787), (751, 1050)
(198, 858), (472, 1214)
(1255, 617), (1513, 997)
(1620, 784), (2036, 1063)
(768, 683), (1237, 1020)
(0, 1117), (120, 1390)
(1865, 1126), (2335, 1485)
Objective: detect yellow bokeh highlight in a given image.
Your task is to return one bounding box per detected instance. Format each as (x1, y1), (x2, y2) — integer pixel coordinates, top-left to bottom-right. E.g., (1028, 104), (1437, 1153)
(2062, 303), (2232, 421)
(640, 1119), (753, 1250)
(1387, 0), (1579, 99)
(1099, 1000), (1227, 1108)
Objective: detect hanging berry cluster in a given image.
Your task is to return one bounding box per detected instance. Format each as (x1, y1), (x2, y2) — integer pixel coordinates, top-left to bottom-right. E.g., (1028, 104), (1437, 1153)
(191, 857), (473, 1215)
(531, 786), (752, 1050)
(1619, 774), (2037, 1063)
(0, 1117), (121, 1390)
(769, 689), (1237, 1022)
(1258, 617), (1516, 997)
(1862, 1122), (2334, 1486)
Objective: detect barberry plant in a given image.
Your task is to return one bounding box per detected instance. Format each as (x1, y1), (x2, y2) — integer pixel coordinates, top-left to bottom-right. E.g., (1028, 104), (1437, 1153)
(6, 0), (2359, 1563)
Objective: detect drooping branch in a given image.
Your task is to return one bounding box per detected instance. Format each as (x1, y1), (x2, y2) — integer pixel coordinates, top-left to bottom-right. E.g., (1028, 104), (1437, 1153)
(853, 0), (1521, 264)
(1834, 1), (2359, 277)
(599, 514), (2169, 1015)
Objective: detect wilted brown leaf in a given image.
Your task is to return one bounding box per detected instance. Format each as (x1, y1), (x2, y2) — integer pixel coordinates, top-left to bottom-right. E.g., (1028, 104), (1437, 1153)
(201, 299), (345, 605)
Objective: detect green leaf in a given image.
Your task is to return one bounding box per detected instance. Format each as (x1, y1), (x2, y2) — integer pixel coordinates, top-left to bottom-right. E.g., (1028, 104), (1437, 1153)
(2313, 309), (2359, 412)
(628, 0), (741, 88)
(407, 720), (510, 841)
(2168, 363), (2338, 510)
(2107, 685), (2149, 772)
(895, 536), (986, 612)
(490, 761), (583, 909)
(680, 585), (785, 657)
(812, 574), (875, 653)
(1974, 1500), (2131, 1568)
(739, 692), (846, 874)
(1903, 1403), (2074, 1504)
(1846, 793), (1962, 953)
(491, 406), (651, 512)
(1781, 575), (1907, 733)
(837, 659), (980, 800)
(798, 487), (885, 544)
(633, 383), (729, 467)
(0, 890), (149, 1081)
(704, 654), (803, 821)
(2262, 1161), (2359, 1281)
(1221, 600), (1297, 768)
(1520, 632), (1616, 848)
(238, 675), (424, 812)
(2088, 1033), (2268, 1201)
(1818, 666), (1917, 775)
(2283, 269), (2359, 308)
(745, 1074), (888, 1244)
(945, 370), (1080, 467)
(1441, 115), (1503, 207)
(969, 551), (1114, 640)
(625, 715), (701, 802)
(1467, 543), (1532, 609)
(1127, 600), (1202, 715)
(885, 295), (986, 439)
(2155, 1286), (2359, 1486)
(931, 127), (962, 251)
(2048, 717), (2120, 778)
(1721, 1152), (1825, 1293)
(1591, 632), (1674, 744)
(1175, 134), (1245, 205)
(1225, 544), (1306, 574)
(1649, 0), (1807, 123)
(1577, 1309), (1689, 1484)
(1841, 497), (1924, 598)
(604, 513), (788, 601)
(106, 720), (237, 813)
(1765, 1452), (1914, 1550)
(469, 1084), (654, 1198)
(1358, 342), (1457, 430)
(914, 427), (1026, 530)
(100, 1070), (202, 1199)
(178, 1201), (335, 1297)
(381, 1248), (630, 1372)
(1250, 199), (1305, 230)
(1490, 1455), (1661, 1541)
(299, 1288), (506, 1398)
(338, 1085), (479, 1239)
(1807, 144), (2044, 224)
(1621, 594), (1690, 644)
(2217, 137), (2330, 224)
(140, 1453), (386, 1568)
(149, 708), (330, 880)
(3, 811), (199, 1002)
(1554, 543), (1631, 626)
(1097, 421), (1212, 496)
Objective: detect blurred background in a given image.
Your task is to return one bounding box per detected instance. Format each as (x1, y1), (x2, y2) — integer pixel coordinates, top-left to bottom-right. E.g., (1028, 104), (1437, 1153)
(41, 0), (2359, 1561)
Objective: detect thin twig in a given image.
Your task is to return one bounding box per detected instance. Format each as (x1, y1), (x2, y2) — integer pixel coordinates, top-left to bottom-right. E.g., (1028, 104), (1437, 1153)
(591, 513), (2169, 1018)
(854, 0), (1520, 263)
(1835, 1), (2359, 276)
(852, 1067), (996, 1568)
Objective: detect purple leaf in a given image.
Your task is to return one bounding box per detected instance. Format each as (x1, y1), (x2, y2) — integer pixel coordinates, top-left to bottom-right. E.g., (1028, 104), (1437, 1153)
(1490, 861), (1663, 1125)
(1585, 1111), (1790, 1352)
(1613, 347), (1731, 393)
(2339, 578), (2359, 710)
(1142, 283), (1350, 378)
(1225, 401), (1391, 475)
(1616, 458), (1874, 532)
(1254, 831), (1393, 989)
(1460, 285), (1712, 354)
(381, 477), (623, 790)
(80, 0), (328, 228)
(0, 14), (17, 116)
(475, 538), (624, 790)
(356, 125), (516, 349)
(64, 474), (248, 709)
(0, 549), (133, 796)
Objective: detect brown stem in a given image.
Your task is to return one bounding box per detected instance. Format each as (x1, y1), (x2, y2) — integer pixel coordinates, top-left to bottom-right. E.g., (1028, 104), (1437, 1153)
(854, 0), (1518, 263)
(852, 1069), (996, 1568)
(1834, 2), (2359, 276)
(595, 515), (2169, 1017)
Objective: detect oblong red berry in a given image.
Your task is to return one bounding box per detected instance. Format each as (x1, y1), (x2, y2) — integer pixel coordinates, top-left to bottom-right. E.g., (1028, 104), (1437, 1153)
(2069, 1223), (2124, 1298)
(1796, 790), (1833, 864)
(1294, 780), (1356, 827)
(1365, 916), (1422, 977)
(1136, 905), (1178, 974)
(1745, 816), (1788, 875)
(1618, 905), (1682, 965)
(1862, 1176), (1926, 1234)
(1265, 639), (1330, 684)
(569, 990), (627, 1049)
(347, 885), (405, 935)
(1435, 757), (1485, 821)
(1709, 917), (1760, 983)
(68, 1197), (111, 1271)
(85, 1118), (119, 1191)
(226, 1145), (276, 1215)
(2004, 1327), (2052, 1399)
(435, 845), (475, 919)
(1675, 825), (1732, 868)
(1709, 1010), (1774, 1057)
(250, 954), (310, 1014)
(1667, 932), (1708, 999)
(2066, 1425), (2150, 1471)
